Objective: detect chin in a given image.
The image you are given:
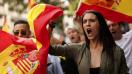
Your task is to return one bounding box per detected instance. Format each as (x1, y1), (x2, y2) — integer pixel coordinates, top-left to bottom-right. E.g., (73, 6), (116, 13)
(87, 37), (94, 40)
(88, 35), (99, 40)
(71, 41), (76, 43)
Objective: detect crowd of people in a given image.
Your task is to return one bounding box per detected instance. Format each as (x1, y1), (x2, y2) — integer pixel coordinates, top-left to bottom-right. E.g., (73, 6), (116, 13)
(0, 1), (132, 74)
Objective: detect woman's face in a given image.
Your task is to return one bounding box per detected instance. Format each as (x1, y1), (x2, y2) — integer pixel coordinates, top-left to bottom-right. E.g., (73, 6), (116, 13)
(82, 13), (100, 40)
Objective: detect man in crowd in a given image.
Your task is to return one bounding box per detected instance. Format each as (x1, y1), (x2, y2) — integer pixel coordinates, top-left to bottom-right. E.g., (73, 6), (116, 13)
(107, 20), (132, 74)
(13, 20), (31, 38)
(13, 20), (63, 74)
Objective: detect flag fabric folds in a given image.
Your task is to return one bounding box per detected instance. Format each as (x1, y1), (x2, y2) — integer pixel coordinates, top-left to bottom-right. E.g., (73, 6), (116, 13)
(76, 0), (132, 23)
(115, 0), (132, 16)
(27, 3), (63, 74)
(0, 3), (63, 74)
(0, 30), (37, 74)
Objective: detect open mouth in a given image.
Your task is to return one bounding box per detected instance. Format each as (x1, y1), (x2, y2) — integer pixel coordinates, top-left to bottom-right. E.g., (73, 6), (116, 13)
(71, 36), (75, 40)
(111, 31), (116, 34)
(87, 29), (92, 34)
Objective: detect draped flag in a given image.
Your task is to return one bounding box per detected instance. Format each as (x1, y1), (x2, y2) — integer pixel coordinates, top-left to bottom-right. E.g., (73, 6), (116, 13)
(0, 30), (37, 74)
(115, 0), (132, 16)
(0, 2), (63, 74)
(27, 3), (63, 74)
(76, 0), (132, 23)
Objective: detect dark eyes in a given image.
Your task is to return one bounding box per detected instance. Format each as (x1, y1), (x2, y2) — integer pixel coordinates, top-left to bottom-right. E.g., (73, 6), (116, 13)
(83, 19), (96, 24)
(13, 31), (27, 36)
(83, 20), (87, 24)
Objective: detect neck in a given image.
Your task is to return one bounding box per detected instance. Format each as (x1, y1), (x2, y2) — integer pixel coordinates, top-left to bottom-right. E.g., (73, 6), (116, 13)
(90, 39), (103, 50)
(115, 33), (122, 40)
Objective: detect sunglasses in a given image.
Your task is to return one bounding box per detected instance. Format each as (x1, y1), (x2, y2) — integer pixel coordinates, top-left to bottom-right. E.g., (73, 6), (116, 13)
(13, 31), (27, 36)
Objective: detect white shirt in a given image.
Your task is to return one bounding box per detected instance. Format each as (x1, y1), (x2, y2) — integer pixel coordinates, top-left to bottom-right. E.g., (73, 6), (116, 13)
(115, 30), (132, 74)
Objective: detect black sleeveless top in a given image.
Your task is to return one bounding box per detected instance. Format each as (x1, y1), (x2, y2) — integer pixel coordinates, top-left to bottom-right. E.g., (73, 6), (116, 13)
(90, 67), (100, 74)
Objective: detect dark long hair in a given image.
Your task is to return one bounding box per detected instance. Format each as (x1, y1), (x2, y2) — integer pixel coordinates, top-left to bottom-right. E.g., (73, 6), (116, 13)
(81, 10), (116, 59)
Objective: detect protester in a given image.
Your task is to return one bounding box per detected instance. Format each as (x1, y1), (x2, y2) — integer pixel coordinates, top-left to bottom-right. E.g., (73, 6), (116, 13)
(64, 25), (81, 43)
(13, 20), (31, 38)
(13, 20), (63, 74)
(107, 20), (132, 74)
(49, 10), (128, 74)
(58, 25), (83, 74)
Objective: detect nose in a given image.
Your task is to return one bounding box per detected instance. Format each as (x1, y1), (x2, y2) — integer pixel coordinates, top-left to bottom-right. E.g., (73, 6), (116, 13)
(68, 32), (73, 38)
(108, 25), (114, 32)
(18, 32), (23, 37)
(85, 21), (91, 27)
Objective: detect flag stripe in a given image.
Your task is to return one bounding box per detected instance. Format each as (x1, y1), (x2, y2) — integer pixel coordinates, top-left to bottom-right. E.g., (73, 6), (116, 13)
(17, 60), (29, 72)
(27, 3), (63, 74)
(23, 59), (31, 68)
(17, 62), (26, 73)
(76, 3), (132, 23)
(21, 59), (30, 70)
(27, 4), (46, 37)
(116, 0), (132, 16)
(27, 4), (46, 50)
(34, 4), (63, 45)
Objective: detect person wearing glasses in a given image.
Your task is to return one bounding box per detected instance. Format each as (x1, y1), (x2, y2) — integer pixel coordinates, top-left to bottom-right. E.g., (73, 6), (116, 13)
(13, 20), (64, 74)
(13, 20), (31, 38)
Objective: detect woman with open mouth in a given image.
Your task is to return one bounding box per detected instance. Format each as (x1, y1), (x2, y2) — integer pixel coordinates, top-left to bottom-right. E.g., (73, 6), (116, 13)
(49, 10), (128, 74)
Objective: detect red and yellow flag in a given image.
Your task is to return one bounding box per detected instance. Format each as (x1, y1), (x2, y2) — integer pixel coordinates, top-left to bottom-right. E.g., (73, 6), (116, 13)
(0, 30), (37, 74)
(76, 0), (132, 23)
(115, 0), (132, 16)
(27, 3), (63, 74)
(0, 2), (63, 74)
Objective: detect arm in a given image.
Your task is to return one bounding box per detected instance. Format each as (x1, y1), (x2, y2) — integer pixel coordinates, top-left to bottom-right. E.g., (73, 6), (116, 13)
(49, 43), (82, 59)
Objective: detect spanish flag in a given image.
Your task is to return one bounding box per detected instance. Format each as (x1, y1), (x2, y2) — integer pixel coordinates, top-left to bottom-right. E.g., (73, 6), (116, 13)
(0, 30), (37, 74)
(76, 0), (132, 23)
(0, 3), (63, 74)
(27, 3), (63, 74)
(115, 0), (132, 16)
